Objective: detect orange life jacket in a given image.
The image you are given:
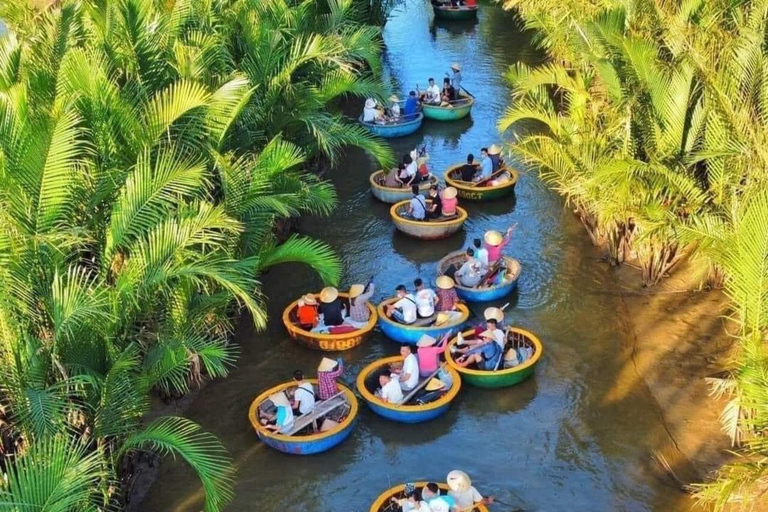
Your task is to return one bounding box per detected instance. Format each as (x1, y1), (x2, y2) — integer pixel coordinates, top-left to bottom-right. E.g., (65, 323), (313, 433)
(297, 305), (318, 327)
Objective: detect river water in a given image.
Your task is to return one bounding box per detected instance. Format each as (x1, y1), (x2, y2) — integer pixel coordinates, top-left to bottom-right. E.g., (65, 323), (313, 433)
(143, 2), (694, 512)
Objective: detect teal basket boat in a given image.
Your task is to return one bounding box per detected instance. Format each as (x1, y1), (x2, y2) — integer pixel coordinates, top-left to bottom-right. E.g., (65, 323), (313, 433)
(432, 4), (479, 20)
(359, 113), (423, 138)
(422, 92), (474, 121)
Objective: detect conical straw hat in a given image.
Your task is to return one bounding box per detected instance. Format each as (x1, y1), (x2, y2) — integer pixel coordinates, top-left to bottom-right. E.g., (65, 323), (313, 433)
(349, 284), (365, 299)
(488, 144), (502, 155)
(442, 187), (458, 199)
(319, 286), (338, 303)
(451, 63), (461, 71)
(417, 334), (437, 347)
(434, 312), (451, 326)
(302, 294), (317, 306)
(365, 98), (376, 108)
(425, 378), (446, 391)
(484, 230), (503, 246)
(436, 275), (455, 290)
(483, 307), (504, 322)
(318, 357), (337, 372)
(389, 94), (400, 102)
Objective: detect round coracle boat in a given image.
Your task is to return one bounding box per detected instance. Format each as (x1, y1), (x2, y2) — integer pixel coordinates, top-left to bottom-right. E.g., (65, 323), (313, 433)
(359, 113), (424, 138)
(443, 163), (518, 201)
(445, 328), (543, 388)
(370, 482), (490, 512)
(389, 200), (468, 240)
(282, 293), (377, 351)
(437, 251), (522, 302)
(431, 4), (479, 21)
(422, 92), (474, 121)
(369, 170), (438, 203)
(376, 298), (470, 344)
(356, 356), (462, 423)
(248, 380), (358, 455)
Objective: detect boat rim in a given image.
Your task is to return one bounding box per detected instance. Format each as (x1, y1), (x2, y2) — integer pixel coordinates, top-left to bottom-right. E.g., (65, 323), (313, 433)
(248, 379), (358, 442)
(282, 293), (377, 340)
(369, 170), (438, 192)
(432, 4), (479, 11)
(421, 93), (475, 111)
(437, 251), (522, 292)
(359, 112), (424, 127)
(370, 482), (490, 512)
(444, 328), (543, 376)
(443, 163), (519, 192)
(376, 298), (470, 331)
(389, 201), (468, 227)
(356, 356), (462, 412)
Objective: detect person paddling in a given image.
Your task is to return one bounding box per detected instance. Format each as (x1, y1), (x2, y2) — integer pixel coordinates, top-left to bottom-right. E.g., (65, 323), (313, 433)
(317, 357), (344, 400)
(318, 286), (345, 326)
(484, 225), (516, 264)
(446, 470), (494, 509)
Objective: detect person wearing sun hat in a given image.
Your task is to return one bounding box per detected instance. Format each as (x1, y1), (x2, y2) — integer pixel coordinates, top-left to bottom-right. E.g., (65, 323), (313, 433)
(484, 223), (517, 264)
(318, 286), (345, 326)
(317, 357), (344, 400)
(416, 332), (451, 377)
(440, 186), (458, 216)
(454, 317), (505, 369)
(388, 94), (401, 119)
(447, 63), (462, 93)
(363, 98), (379, 122)
(296, 294), (319, 330)
(446, 470), (494, 509)
(488, 143), (503, 172)
(484, 306), (505, 326)
(348, 277), (375, 324)
(435, 275), (459, 312)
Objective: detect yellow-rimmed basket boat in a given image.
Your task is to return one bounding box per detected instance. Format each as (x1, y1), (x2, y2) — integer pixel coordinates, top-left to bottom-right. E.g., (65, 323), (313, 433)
(248, 380), (358, 455)
(370, 482), (490, 512)
(443, 163), (518, 201)
(356, 356), (462, 423)
(282, 293), (377, 351)
(376, 298), (470, 344)
(389, 200), (468, 240)
(445, 328), (543, 388)
(369, 170), (438, 203)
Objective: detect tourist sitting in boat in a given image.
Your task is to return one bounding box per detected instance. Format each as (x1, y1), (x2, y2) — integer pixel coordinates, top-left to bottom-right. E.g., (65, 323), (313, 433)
(425, 185), (443, 219)
(435, 276), (459, 312)
(401, 153), (421, 186)
(406, 184), (428, 220)
(488, 144), (503, 171)
(296, 294), (319, 330)
(417, 333), (449, 377)
(478, 147), (493, 181)
(441, 187), (458, 216)
(458, 153), (477, 182)
(259, 396), (294, 433)
(473, 238), (489, 266)
(484, 224), (516, 264)
(420, 78), (441, 105)
(385, 284), (418, 324)
(416, 146), (430, 179)
(348, 279), (375, 325)
(387, 94), (401, 119)
(453, 318), (505, 370)
(447, 63), (462, 92)
(404, 90), (420, 119)
(378, 370), (404, 403)
(290, 370), (316, 417)
(397, 344), (420, 391)
(318, 357), (344, 400)
(382, 166), (404, 188)
(447, 470), (494, 509)
(363, 98), (382, 123)
(318, 286), (346, 326)
(414, 277), (439, 318)
(454, 248), (486, 287)
(483, 306), (505, 329)
(440, 77), (457, 106)
(502, 334), (534, 369)
(390, 484), (430, 512)
(422, 483), (456, 512)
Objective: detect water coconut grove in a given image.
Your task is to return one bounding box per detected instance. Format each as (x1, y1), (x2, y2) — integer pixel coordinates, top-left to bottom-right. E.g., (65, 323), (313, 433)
(0, 0), (766, 512)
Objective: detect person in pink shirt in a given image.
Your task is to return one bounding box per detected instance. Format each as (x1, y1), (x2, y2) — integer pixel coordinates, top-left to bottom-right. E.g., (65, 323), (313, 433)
(416, 332), (450, 377)
(483, 224), (516, 264)
(441, 186), (458, 216)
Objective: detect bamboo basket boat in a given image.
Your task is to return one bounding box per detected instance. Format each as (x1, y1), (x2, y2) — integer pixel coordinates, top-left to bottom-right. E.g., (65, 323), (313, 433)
(389, 200), (467, 240)
(282, 293), (377, 351)
(431, 4), (479, 21)
(248, 380), (358, 455)
(437, 250), (522, 302)
(443, 163), (518, 201)
(359, 113), (424, 138)
(356, 356), (462, 423)
(370, 482), (490, 512)
(422, 92), (474, 121)
(444, 328), (543, 388)
(376, 298), (470, 344)
(369, 171), (438, 203)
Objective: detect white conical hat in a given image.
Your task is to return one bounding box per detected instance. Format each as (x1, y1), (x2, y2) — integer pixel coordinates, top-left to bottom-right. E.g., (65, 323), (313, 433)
(483, 307), (504, 322)
(446, 470), (471, 492)
(318, 357), (337, 372)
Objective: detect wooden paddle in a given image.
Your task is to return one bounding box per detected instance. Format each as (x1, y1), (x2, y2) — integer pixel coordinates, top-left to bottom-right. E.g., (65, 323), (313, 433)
(471, 166), (507, 188)
(396, 363), (446, 407)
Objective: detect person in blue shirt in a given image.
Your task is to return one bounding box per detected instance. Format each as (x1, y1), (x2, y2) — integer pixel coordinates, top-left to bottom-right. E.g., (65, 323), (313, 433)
(406, 184), (427, 220)
(478, 147), (493, 180)
(403, 90), (419, 119)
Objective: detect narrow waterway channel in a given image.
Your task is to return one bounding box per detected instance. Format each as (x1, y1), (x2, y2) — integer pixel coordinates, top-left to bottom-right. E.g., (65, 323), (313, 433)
(143, 2), (695, 511)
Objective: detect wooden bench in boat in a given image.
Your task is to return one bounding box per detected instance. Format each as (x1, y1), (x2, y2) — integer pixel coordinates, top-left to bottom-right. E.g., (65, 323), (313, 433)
(397, 364), (446, 406)
(282, 390), (348, 436)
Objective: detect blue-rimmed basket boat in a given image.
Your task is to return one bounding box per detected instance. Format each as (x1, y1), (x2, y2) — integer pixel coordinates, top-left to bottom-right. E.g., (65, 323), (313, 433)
(445, 328), (543, 388)
(356, 356), (462, 423)
(248, 380), (358, 455)
(431, 4), (479, 21)
(421, 92), (474, 121)
(370, 482), (490, 512)
(376, 298), (470, 344)
(390, 200), (467, 240)
(369, 170), (438, 203)
(359, 113), (424, 138)
(437, 251), (522, 302)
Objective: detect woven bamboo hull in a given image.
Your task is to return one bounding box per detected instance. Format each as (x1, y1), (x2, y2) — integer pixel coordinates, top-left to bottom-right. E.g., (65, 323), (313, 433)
(432, 5), (479, 20)
(359, 113), (423, 138)
(247, 381), (358, 455)
(444, 328), (543, 388)
(376, 298), (469, 344)
(369, 171), (437, 203)
(422, 94), (474, 120)
(356, 356), (462, 423)
(390, 201), (467, 240)
(443, 164), (518, 201)
(370, 483), (490, 512)
(437, 251), (522, 302)
(282, 293), (377, 351)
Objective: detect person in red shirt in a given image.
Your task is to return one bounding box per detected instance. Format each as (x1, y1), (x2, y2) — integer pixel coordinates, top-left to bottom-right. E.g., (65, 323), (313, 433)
(317, 357), (344, 400)
(296, 294), (319, 329)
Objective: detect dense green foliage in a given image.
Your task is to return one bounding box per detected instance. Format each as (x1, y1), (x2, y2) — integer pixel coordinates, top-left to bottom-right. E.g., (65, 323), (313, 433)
(0, 0), (388, 510)
(501, 0), (768, 508)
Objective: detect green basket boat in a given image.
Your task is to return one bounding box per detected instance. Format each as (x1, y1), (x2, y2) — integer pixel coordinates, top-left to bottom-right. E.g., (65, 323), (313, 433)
(444, 163), (518, 201)
(445, 328), (543, 388)
(422, 92), (474, 121)
(432, 3), (479, 20)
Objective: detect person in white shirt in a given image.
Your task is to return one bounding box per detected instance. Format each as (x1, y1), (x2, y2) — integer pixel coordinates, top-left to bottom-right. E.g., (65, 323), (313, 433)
(473, 238), (489, 266)
(388, 94), (401, 119)
(454, 318), (505, 370)
(385, 284), (418, 324)
(290, 370), (315, 416)
(422, 78), (441, 105)
(379, 371), (404, 403)
(413, 277), (439, 318)
(363, 98), (379, 123)
(446, 470), (493, 509)
(399, 344), (420, 391)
